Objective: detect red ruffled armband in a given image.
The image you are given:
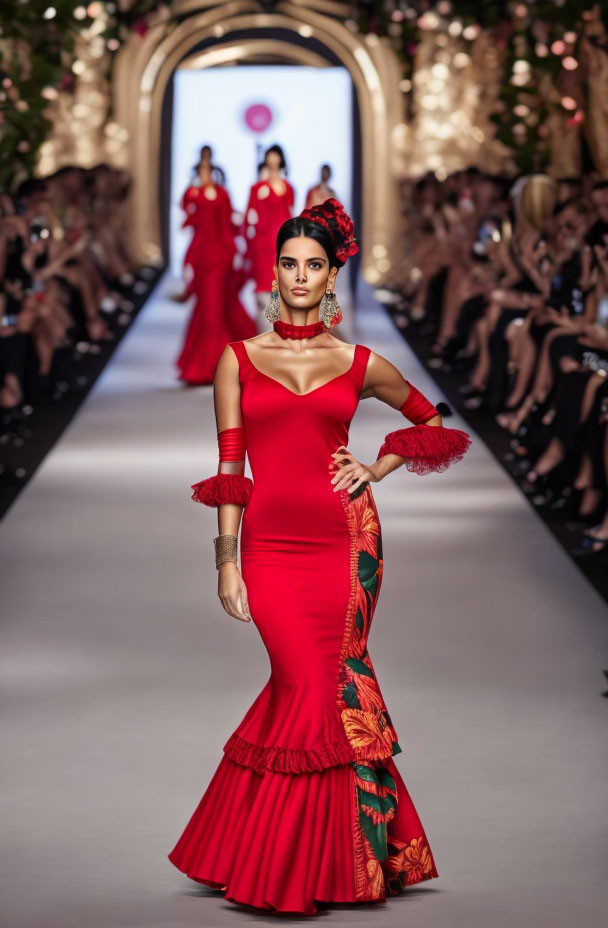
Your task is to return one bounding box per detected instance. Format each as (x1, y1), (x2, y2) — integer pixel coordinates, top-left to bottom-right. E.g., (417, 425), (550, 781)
(377, 424), (472, 476)
(190, 472), (253, 506)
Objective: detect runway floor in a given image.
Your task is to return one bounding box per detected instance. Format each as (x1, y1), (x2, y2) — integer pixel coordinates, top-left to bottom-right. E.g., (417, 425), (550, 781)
(2, 273), (607, 928)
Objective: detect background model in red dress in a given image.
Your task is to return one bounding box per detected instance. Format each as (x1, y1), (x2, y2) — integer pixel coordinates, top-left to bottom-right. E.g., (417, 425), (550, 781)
(243, 178), (295, 293)
(168, 339), (472, 914)
(176, 183), (256, 385)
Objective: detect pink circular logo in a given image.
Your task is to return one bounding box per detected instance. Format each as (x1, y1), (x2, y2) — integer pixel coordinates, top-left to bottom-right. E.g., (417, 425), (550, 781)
(244, 104), (273, 133)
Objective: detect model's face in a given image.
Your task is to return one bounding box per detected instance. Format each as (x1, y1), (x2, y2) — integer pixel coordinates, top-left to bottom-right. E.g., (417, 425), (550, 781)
(321, 167), (330, 182)
(266, 151), (281, 172)
(275, 235), (337, 311)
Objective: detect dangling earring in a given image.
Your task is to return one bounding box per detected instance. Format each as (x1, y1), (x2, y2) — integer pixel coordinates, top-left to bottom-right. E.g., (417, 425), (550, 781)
(319, 289), (342, 327)
(264, 279), (281, 322)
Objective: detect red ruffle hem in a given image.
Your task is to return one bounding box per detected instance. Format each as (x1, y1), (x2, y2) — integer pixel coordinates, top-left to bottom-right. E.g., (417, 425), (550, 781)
(168, 751), (439, 917)
(190, 472), (253, 507)
(377, 424), (472, 476)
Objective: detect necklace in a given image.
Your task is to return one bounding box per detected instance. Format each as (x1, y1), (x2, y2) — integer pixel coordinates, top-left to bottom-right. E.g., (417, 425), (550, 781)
(273, 319), (327, 340)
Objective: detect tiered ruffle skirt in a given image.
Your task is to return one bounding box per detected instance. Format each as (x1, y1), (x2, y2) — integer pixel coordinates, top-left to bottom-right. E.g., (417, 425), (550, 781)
(168, 749), (438, 916)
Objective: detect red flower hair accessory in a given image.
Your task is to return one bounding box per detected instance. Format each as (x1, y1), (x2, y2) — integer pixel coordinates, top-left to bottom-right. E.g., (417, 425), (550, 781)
(300, 197), (359, 264)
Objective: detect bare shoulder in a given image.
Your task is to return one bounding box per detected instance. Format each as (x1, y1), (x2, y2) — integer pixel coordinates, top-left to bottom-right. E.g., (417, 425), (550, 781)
(215, 342), (239, 373)
(366, 349), (404, 381)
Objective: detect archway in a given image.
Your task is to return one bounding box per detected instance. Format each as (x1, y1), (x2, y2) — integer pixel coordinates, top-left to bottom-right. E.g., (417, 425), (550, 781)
(113, 0), (405, 285)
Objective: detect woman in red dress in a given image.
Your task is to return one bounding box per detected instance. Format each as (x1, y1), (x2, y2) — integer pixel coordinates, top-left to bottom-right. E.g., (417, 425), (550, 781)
(304, 163), (337, 209)
(168, 199), (472, 914)
(176, 160), (255, 385)
(243, 144), (295, 328)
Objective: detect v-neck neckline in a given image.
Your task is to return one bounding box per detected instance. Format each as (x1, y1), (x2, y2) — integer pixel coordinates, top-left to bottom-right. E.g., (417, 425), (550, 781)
(240, 342), (359, 397)
(266, 180), (287, 198)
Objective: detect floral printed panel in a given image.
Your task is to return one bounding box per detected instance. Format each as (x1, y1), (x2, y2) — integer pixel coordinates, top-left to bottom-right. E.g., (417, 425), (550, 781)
(337, 482), (401, 764)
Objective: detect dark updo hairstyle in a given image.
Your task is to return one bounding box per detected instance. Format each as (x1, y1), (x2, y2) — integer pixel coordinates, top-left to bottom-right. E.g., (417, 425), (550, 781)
(275, 198), (358, 269)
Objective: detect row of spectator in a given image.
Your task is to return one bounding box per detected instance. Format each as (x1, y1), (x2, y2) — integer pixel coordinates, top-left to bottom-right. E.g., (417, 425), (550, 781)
(397, 168), (608, 560)
(0, 165), (147, 474)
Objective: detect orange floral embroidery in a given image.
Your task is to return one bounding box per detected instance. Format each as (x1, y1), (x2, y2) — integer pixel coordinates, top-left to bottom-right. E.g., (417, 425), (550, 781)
(384, 836), (435, 889)
(366, 858), (384, 897)
(336, 482), (400, 760)
(337, 484), (438, 904)
(354, 671), (385, 714)
(341, 708), (395, 761)
(350, 491), (381, 558)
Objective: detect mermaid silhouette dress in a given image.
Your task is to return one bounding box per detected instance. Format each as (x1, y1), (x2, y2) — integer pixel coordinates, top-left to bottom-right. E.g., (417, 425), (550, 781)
(176, 184), (255, 385)
(242, 179), (295, 292)
(168, 331), (471, 915)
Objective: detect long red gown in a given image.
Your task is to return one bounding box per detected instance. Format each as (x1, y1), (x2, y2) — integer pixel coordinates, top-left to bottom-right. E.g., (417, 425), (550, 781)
(243, 179), (295, 292)
(176, 184), (256, 385)
(168, 340), (440, 915)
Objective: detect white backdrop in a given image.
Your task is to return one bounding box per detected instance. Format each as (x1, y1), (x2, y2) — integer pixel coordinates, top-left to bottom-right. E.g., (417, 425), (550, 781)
(170, 65), (353, 277)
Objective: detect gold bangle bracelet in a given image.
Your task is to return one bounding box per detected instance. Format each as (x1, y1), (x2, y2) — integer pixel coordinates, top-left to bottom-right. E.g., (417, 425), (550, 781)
(213, 533), (238, 569)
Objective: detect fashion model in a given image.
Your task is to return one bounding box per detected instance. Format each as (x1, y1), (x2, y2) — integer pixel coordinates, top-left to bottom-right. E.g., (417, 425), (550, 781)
(242, 144), (295, 327)
(305, 163), (338, 209)
(168, 198), (472, 915)
(176, 159), (256, 385)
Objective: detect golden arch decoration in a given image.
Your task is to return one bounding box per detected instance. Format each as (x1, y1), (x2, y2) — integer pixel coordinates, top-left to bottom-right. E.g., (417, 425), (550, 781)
(113, 0), (404, 284)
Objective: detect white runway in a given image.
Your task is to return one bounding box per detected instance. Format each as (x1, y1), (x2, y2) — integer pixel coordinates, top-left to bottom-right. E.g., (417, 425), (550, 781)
(2, 273), (607, 928)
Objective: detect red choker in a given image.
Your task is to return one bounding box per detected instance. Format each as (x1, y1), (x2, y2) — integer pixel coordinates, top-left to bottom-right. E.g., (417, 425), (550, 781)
(273, 319), (327, 340)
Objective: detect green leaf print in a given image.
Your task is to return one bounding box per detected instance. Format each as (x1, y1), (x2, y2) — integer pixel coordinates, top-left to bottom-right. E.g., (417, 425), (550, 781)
(377, 768), (397, 792)
(345, 657), (374, 678)
(358, 810), (388, 862)
(358, 789), (397, 818)
(353, 763), (380, 783)
(355, 606), (365, 633)
(342, 682), (360, 708)
(358, 550), (378, 583)
(361, 574), (378, 597)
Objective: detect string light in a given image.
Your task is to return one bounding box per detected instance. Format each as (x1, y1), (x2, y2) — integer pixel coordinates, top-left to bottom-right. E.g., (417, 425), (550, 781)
(562, 56), (578, 70)
(567, 109), (585, 126)
(418, 11), (439, 30)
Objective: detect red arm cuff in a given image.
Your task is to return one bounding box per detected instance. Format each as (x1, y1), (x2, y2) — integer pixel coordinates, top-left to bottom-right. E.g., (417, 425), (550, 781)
(377, 424), (472, 476)
(218, 426), (246, 461)
(191, 472), (253, 506)
(400, 382), (438, 424)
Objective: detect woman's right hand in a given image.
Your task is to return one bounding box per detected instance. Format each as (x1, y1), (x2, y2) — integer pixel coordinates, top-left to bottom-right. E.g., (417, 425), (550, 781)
(218, 562), (251, 622)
